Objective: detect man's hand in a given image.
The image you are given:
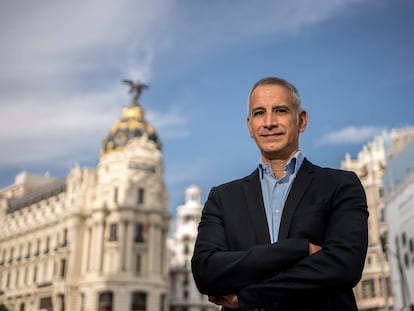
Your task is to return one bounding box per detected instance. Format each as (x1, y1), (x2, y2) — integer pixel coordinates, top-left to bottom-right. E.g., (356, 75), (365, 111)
(208, 294), (239, 309)
(309, 243), (322, 255)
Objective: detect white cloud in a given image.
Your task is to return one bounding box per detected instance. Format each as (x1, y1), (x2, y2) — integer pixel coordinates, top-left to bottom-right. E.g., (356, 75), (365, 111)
(146, 105), (191, 139)
(0, 0), (365, 87)
(0, 0), (171, 88)
(318, 126), (385, 145)
(0, 84), (191, 167)
(0, 86), (119, 167)
(0, 0), (369, 170)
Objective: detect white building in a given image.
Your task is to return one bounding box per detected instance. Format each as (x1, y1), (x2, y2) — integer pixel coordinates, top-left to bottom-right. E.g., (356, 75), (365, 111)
(383, 127), (414, 311)
(167, 185), (218, 311)
(341, 132), (393, 311)
(0, 83), (170, 311)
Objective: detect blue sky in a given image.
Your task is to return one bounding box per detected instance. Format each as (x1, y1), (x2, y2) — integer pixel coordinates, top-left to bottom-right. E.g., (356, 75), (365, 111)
(1, 0), (413, 213)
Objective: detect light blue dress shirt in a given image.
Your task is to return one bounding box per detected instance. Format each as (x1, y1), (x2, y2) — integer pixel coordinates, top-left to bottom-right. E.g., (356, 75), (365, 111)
(259, 151), (304, 243)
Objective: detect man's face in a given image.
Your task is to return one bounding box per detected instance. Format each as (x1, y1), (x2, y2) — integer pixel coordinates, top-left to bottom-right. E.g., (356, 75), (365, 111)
(247, 84), (307, 162)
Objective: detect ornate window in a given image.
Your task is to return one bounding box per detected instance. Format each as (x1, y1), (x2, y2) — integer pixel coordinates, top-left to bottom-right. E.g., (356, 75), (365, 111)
(159, 294), (166, 311)
(137, 188), (145, 204)
(362, 279), (375, 298)
(134, 223), (144, 243)
(109, 223), (117, 241)
(131, 291), (146, 311)
(39, 297), (53, 311)
(98, 291), (113, 311)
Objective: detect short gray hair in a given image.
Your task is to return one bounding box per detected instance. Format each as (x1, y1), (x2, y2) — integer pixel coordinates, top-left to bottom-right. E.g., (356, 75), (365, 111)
(247, 77), (303, 117)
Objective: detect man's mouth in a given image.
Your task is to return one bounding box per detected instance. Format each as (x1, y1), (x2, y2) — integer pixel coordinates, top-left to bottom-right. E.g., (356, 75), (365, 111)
(261, 132), (283, 137)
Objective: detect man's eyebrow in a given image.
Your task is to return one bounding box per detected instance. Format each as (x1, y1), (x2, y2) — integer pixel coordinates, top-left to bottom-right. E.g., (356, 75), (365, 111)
(252, 104), (290, 110)
(251, 106), (264, 110)
(274, 104), (290, 109)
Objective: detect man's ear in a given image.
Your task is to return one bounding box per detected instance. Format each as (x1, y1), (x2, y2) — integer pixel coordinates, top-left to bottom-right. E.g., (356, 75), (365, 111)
(299, 110), (308, 133)
(246, 117), (253, 137)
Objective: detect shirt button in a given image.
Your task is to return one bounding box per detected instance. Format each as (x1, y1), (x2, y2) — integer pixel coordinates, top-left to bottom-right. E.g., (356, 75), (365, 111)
(275, 209), (280, 213)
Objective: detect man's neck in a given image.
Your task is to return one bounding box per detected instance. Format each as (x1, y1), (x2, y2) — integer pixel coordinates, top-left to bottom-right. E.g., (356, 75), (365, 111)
(261, 150), (299, 179)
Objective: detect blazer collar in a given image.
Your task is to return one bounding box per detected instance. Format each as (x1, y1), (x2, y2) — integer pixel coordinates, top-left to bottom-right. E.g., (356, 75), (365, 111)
(278, 158), (314, 240)
(243, 169), (271, 244)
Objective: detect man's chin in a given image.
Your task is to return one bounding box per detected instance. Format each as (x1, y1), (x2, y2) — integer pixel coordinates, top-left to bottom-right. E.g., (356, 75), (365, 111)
(261, 148), (295, 161)
(261, 149), (283, 159)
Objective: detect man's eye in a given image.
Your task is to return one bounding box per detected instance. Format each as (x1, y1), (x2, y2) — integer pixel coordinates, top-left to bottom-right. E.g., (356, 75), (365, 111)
(275, 108), (288, 114)
(253, 111), (264, 116)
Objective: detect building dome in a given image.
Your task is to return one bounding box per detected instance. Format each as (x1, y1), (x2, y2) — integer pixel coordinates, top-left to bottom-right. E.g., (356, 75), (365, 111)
(101, 80), (161, 155)
(185, 185), (202, 205)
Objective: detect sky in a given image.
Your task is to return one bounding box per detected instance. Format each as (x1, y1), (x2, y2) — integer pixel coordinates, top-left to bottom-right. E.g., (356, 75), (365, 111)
(1, 0), (413, 214)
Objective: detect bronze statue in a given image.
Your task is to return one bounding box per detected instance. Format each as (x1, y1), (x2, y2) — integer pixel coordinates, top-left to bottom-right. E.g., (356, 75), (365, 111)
(122, 79), (149, 106)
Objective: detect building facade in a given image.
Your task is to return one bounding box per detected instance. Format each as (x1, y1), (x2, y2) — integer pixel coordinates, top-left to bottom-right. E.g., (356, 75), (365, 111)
(167, 185), (218, 311)
(341, 133), (394, 311)
(0, 83), (170, 311)
(383, 128), (414, 310)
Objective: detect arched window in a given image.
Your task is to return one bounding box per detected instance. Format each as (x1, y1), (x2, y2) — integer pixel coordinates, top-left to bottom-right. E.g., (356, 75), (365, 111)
(109, 224), (117, 241)
(98, 291), (113, 311)
(39, 297), (53, 311)
(131, 291), (146, 311)
(134, 223), (144, 243)
(137, 188), (145, 204)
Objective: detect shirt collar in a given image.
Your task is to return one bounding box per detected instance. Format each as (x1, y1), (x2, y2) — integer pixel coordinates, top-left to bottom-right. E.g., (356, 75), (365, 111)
(258, 151), (304, 179)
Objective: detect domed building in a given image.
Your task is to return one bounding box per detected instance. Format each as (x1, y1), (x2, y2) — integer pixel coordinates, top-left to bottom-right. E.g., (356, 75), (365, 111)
(0, 81), (170, 311)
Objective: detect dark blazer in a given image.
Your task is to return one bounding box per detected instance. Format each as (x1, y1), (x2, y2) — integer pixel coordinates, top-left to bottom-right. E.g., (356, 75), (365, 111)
(191, 159), (368, 311)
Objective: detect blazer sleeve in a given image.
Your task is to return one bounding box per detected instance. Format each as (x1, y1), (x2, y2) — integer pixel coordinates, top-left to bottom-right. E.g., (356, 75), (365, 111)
(237, 171), (369, 310)
(191, 186), (309, 296)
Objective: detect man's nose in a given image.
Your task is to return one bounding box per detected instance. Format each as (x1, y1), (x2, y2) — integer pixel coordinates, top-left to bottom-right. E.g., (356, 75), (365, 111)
(264, 112), (277, 128)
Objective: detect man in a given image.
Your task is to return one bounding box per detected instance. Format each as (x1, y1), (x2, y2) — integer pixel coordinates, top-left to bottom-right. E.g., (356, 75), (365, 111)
(191, 77), (368, 310)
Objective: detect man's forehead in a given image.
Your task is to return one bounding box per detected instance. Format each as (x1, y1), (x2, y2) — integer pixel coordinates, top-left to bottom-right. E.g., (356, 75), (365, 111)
(252, 85), (291, 99)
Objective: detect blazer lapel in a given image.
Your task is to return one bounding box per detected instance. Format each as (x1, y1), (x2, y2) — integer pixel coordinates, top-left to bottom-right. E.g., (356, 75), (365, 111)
(243, 169), (270, 244)
(278, 159), (314, 240)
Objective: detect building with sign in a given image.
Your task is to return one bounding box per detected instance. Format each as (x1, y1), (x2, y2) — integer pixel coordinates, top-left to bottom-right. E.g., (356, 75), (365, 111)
(0, 82), (170, 311)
